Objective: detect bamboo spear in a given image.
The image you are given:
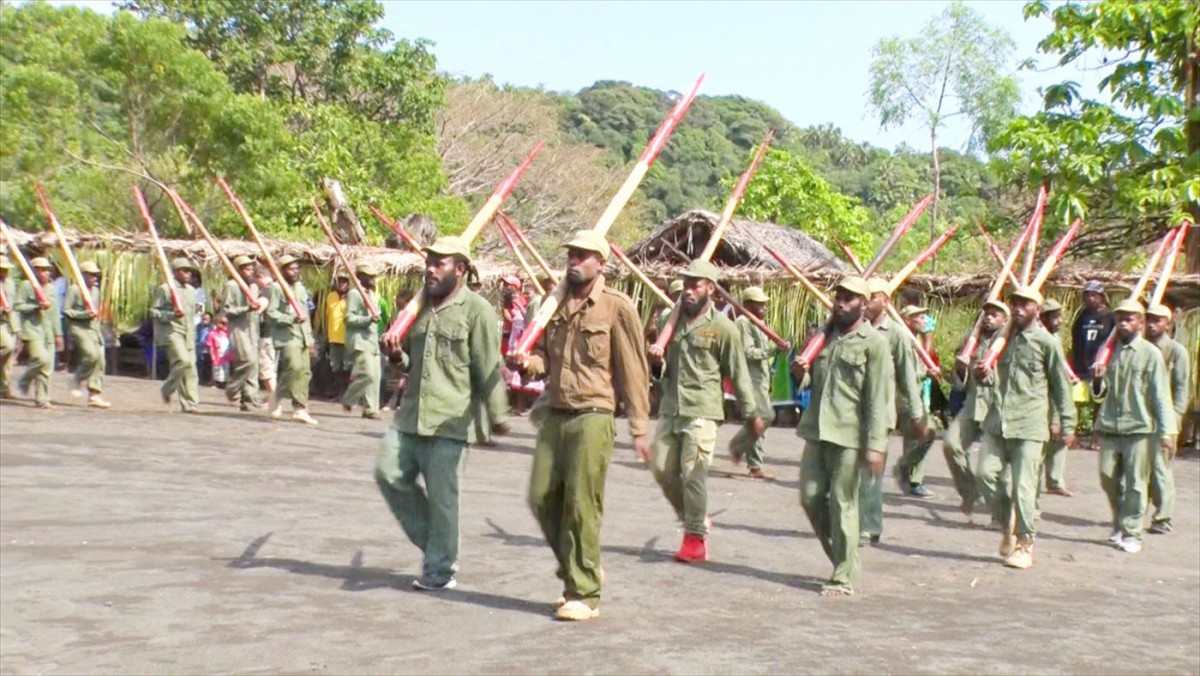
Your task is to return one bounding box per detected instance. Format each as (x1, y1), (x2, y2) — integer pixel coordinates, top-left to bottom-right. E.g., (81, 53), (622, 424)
(313, 199), (380, 320)
(762, 245), (832, 307)
(513, 75), (704, 355)
(795, 194), (933, 367)
(133, 186), (185, 316)
(496, 211), (556, 283)
(977, 222), (1022, 287)
(34, 185), (97, 315)
(384, 141), (545, 344)
(494, 214), (545, 288)
(650, 128), (774, 353)
(608, 243), (673, 307)
(216, 176), (306, 319)
(368, 205), (423, 253)
(1019, 185), (1048, 285)
(167, 189), (259, 307)
(886, 223), (959, 295)
(1148, 222), (1189, 307)
(0, 219), (50, 306)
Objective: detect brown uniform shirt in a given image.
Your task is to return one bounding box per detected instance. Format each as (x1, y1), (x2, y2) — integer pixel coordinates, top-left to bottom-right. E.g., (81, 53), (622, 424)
(525, 275), (651, 436)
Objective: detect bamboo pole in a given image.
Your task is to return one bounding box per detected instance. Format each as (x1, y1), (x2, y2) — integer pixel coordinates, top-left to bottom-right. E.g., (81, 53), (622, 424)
(609, 243), (673, 307)
(977, 222), (1022, 287)
(1149, 223), (1189, 306)
(0, 219), (50, 306)
(496, 211), (557, 282)
(35, 185), (97, 315)
(313, 199), (380, 320)
(514, 74), (704, 355)
(1019, 185), (1048, 285)
(216, 176), (306, 319)
(167, 189), (260, 307)
(368, 205), (423, 253)
(133, 186), (185, 316)
(494, 214), (544, 289)
(761, 245), (832, 307)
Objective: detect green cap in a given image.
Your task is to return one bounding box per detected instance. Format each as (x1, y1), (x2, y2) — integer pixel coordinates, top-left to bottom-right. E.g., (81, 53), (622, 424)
(422, 236), (472, 263)
(742, 286), (769, 303)
(834, 275), (870, 299)
(667, 279), (684, 295)
(29, 257), (53, 269)
(1009, 285), (1044, 305)
(1114, 298), (1145, 315)
(171, 256), (197, 271)
(679, 260), (720, 283)
(867, 277), (891, 296)
(563, 230), (609, 260)
(1146, 304), (1172, 319)
(334, 270), (350, 280)
(355, 262), (379, 277)
(1041, 299), (1063, 314)
(900, 304), (928, 318)
(231, 255), (254, 268)
(79, 261), (101, 275)
(983, 299), (1010, 315)
(276, 254), (300, 268)
(0, 257), (13, 270)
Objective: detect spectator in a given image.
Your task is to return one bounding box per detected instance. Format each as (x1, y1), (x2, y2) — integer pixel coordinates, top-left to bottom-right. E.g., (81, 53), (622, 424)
(1071, 280), (1112, 443)
(196, 311), (213, 384)
(206, 314), (232, 388)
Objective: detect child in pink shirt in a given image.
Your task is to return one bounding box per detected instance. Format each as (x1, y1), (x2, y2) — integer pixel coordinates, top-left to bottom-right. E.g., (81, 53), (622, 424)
(206, 314), (233, 387)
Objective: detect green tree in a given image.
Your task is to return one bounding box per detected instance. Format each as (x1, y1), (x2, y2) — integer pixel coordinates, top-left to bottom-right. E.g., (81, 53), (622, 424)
(867, 1), (1020, 259)
(990, 0), (1199, 263)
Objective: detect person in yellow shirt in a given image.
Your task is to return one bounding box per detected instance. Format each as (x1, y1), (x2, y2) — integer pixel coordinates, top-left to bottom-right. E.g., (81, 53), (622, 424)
(324, 271), (350, 397)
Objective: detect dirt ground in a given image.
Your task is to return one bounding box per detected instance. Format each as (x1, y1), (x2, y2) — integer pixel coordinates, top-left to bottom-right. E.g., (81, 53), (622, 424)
(1, 375), (1197, 675)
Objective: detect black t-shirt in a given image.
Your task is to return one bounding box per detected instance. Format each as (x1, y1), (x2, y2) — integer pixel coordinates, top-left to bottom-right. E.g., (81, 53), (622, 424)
(1071, 307), (1113, 375)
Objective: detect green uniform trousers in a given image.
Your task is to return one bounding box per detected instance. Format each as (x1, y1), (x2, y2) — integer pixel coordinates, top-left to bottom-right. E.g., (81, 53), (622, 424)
(341, 348), (380, 414)
(276, 342), (311, 408)
(0, 325), (15, 396)
(1149, 447), (1174, 527)
(1098, 434), (1153, 538)
(857, 452), (885, 538)
(19, 336), (55, 405)
(800, 441), (862, 587)
(528, 410), (614, 610)
(375, 429), (466, 585)
(1042, 439), (1068, 490)
(161, 333), (198, 412)
(941, 412), (980, 505)
(69, 327), (105, 394)
(899, 417), (934, 486)
(730, 404), (775, 470)
(978, 434), (1041, 537)
(225, 328), (259, 405)
(652, 416), (718, 536)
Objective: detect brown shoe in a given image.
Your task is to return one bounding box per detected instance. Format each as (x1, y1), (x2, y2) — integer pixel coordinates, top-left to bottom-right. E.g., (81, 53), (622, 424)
(1045, 485), (1075, 497)
(747, 467), (775, 480)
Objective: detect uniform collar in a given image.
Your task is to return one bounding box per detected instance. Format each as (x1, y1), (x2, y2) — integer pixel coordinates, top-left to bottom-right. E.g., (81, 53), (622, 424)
(681, 302), (717, 335)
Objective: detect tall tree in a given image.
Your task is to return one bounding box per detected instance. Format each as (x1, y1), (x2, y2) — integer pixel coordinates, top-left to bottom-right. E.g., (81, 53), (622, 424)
(867, 1), (1020, 263)
(992, 0), (1199, 265)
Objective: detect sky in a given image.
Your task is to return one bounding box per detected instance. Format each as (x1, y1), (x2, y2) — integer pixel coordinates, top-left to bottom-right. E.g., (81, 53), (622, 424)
(382, 0), (1104, 152)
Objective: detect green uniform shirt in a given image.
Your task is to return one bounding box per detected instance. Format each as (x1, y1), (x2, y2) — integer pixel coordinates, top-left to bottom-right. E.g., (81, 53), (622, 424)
(15, 279), (61, 343)
(266, 281), (314, 348)
(2, 276), (21, 335)
(659, 303), (757, 421)
(63, 285), (101, 335)
(798, 320), (893, 452)
(1047, 332), (1074, 427)
(1093, 335), (1174, 437)
(984, 323), (1075, 442)
(222, 279), (260, 344)
(150, 282), (197, 347)
(735, 314), (773, 392)
(344, 288), (379, 355)
(876, 317), (925, 427)
(1153, 336), (1190, 435)
(958, 329), (1000, 424)
(395, 284), (507, 442)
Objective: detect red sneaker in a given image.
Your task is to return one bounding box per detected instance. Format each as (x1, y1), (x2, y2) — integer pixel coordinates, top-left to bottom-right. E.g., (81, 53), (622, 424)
(674, 534), (708, 563)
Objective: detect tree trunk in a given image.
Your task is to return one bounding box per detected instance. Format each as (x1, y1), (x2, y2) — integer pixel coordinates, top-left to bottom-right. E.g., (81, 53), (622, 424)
(320, 177), (365, 245)
(930, 128), (941, 273)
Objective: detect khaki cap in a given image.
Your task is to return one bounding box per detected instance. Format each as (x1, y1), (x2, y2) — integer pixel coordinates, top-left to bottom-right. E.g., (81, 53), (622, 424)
(900, 304), (928, 318)
(680, 260), (720, 283)
(79, 261), (102, 275)
(231, 255), (254, 268)
(834, 275), (870, 299)
(170, 256), (197, 271)
(983, 299), (1010, 315)
(867, 277), (891, 296)
(562, 231), (609, 260)
(1041, 299), (1063, 314)
(1114, 298), (1145, 315)
(667, 279), (684, 295)
(743, 286), (769, 303)
(1146, 304), (1172, 319)
(30, 257), (54, 269)
(0, 257), (13, 270)
(1009, 285), (1044, 305)
(334, 269), (350, 279)
(422, 236), (472, 262)
(355, 262), (379, 277)
(276, 254), (300, 268)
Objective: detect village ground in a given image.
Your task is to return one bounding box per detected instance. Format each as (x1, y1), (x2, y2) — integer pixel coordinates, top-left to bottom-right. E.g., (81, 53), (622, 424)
(0, 375), (1197, 675)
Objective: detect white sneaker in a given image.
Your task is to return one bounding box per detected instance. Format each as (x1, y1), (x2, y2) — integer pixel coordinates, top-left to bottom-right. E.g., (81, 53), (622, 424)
(1118, 537), (1143, 554)
(1107, 530), (1122, 546)
(291, 409), (319, 426)
(269, 405), (284, 420)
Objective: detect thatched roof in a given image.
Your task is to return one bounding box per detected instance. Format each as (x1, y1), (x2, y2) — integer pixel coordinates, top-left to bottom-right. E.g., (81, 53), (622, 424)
(621, 210), (847, 278)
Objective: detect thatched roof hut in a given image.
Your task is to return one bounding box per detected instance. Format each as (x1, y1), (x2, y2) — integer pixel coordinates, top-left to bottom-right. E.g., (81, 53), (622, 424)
(621, 210), (847, 281)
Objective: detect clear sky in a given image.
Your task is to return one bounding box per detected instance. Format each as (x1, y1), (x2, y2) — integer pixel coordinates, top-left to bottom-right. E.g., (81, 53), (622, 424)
(382, 0), (1102, 153)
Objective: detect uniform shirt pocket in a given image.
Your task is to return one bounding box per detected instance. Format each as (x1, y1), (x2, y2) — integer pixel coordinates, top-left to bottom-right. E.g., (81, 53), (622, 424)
(434, 321), (470, 365)
(579, 322), (611, 365)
